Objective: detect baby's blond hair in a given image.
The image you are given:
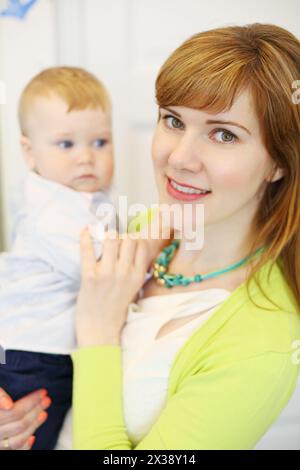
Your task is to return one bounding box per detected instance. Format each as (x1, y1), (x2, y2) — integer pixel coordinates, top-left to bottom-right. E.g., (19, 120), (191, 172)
(18, 66), (111, 135)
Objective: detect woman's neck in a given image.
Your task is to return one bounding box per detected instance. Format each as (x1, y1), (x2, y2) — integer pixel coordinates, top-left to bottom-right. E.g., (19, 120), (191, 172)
(172, 223), (256, 277)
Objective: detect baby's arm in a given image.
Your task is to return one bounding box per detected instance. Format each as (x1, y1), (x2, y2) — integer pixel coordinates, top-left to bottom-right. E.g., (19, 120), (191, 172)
(28, 201), (112, 284)
(30, 204), (169, 284)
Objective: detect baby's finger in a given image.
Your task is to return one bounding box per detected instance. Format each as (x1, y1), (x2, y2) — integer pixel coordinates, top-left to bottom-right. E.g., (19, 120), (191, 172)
(80, 227), (97, 279)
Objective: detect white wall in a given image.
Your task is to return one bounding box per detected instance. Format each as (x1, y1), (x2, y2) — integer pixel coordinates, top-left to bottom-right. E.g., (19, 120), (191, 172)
(0, 0), (56, 247)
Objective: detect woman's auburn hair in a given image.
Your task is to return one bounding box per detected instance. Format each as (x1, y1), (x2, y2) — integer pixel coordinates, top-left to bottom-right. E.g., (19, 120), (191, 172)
(18, 66), (111, 136)
(155, 23), (300, 313)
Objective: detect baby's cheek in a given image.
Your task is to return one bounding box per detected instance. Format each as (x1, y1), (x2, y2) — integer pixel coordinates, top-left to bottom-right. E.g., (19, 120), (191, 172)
(102, 155), (114, 184)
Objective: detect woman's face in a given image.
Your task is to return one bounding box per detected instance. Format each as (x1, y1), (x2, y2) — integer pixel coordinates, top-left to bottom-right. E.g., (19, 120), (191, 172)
(151, 88), (283, 232)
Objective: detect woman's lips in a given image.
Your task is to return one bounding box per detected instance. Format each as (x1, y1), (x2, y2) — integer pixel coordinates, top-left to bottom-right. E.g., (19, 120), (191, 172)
(166, 177), (212, 201)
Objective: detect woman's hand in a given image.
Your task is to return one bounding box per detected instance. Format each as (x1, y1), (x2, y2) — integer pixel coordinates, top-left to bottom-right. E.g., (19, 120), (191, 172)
(128, 207), (174, 266)
(0, 387), (51, 450)
(75, 229), (149, 348)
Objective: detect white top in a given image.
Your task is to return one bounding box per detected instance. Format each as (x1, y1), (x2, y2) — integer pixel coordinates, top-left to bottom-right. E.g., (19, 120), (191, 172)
(0, 171), (116, 354)
(55, 288), (232, 449)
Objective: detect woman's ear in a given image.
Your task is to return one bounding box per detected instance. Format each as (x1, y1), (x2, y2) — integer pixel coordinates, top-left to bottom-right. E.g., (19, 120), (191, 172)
(20, 135), (36, 171)
(268, 165), (285, 184)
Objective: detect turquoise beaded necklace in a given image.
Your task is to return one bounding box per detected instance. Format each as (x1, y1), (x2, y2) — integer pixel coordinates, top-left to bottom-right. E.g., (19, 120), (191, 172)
(153, 240), (266, 289)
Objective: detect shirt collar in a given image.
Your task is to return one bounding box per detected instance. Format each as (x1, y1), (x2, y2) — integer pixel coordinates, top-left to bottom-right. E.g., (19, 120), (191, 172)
(24, 170), (113, 216)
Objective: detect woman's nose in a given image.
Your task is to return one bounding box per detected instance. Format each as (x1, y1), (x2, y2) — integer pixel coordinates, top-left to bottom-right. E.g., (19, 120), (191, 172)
(168, 135), (203, 173)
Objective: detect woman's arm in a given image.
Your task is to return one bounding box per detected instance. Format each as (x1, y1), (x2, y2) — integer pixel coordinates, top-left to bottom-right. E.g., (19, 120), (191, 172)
(71, 345), (295, 450)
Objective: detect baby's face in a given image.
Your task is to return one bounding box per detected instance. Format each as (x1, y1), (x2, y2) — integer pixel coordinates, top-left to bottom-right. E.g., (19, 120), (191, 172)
(21, 93), (114, 192)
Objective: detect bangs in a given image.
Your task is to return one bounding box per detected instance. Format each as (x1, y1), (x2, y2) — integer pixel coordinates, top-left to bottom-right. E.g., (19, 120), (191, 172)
(155, 34), (255, 115)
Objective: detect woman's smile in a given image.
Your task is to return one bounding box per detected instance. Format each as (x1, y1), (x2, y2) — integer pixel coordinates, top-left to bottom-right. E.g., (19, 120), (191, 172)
(166, 176), (212, 201)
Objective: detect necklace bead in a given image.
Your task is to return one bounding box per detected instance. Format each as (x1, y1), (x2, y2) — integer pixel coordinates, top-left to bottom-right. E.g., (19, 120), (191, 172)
(152, 240), (266, 288)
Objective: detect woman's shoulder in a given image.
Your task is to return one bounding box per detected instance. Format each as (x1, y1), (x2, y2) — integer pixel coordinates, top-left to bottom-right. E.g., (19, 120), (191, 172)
(171, 258), (300, 370)
(202, 258), (300, 357)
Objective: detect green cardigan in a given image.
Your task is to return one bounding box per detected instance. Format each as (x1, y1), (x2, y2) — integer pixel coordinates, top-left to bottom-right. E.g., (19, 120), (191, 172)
(71, 257), (300, 450)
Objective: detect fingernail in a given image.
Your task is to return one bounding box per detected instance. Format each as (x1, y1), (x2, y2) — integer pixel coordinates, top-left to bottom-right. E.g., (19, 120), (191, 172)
(38, 411), (48, 422)
(28, 435), (36, 447)
(42, 397), (51, 408)
(0, 396), (13, 410)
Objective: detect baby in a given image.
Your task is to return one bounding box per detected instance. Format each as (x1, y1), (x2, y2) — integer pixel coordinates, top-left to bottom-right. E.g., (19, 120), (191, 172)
(0, 66), (119, 449)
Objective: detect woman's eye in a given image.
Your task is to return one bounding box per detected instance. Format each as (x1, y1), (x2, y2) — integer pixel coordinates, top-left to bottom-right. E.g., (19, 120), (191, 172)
(93, 139), (107, 148)
(160, 115), (237, 144)
(58, 140), (73, 149)
(212, 129), (237, 144)
(162, 115), (184, 130)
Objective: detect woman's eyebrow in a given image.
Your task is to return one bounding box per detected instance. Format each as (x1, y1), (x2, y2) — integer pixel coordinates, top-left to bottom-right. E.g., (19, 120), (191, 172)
(205, 119), (251, 135)
(160, 106), (181, 117)
(160, 106), (251, 135)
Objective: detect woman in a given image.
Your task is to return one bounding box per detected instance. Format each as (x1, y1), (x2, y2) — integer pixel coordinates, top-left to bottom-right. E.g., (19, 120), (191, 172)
(69, 22), (300, 450)
(1, 22), (300, 450)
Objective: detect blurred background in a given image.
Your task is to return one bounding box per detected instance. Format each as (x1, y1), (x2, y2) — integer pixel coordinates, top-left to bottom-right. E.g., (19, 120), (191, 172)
(0, 0), (299, 449)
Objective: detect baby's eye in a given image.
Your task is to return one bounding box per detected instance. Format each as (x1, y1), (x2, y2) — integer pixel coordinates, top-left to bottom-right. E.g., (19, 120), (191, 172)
(57, 140), (74, 149)
(93, 139), (107, 148)
(212, 129), (237, 144)
(162, 115), (184, 130)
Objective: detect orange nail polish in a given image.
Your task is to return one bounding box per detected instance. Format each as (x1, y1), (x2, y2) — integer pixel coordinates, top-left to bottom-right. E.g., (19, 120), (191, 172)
(38, 411), (48, 422)
(0, 396), (13, 410)
(28, 436), (36, 447)
(42, 397), (51, 408)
